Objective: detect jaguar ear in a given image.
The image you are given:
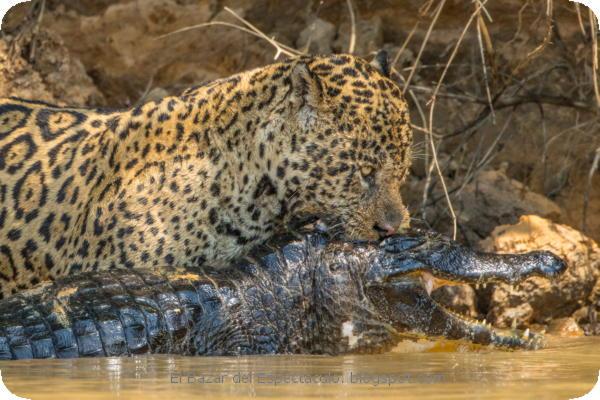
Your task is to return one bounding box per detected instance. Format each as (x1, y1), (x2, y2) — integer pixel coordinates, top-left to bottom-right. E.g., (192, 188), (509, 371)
(370, 49), (390, 77)
(290, 62), (323, 108)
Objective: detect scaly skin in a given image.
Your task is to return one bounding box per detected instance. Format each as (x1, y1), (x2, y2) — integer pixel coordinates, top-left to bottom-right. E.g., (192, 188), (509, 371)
(0, 231), (565, 360)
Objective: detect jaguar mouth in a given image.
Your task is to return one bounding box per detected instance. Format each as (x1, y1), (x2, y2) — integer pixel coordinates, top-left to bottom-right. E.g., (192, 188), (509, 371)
(286, 214), (320, 233)
(373, 224), (395, 239)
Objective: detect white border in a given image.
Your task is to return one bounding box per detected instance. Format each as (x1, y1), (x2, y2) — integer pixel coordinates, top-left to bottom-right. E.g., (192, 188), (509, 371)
(0, 1), (27, 28)
(571, 370), (600, 400)
(0, 0), (598, 399)
(573, 0), (600, 24)
(0, 370), (28, 400)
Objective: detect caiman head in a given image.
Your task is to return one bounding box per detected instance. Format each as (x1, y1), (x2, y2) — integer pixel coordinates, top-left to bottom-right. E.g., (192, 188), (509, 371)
(309, 229), (567, 353)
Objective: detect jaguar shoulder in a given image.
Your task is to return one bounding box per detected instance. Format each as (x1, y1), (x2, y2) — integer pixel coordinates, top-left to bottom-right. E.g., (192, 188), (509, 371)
(0, 52), (412, 297)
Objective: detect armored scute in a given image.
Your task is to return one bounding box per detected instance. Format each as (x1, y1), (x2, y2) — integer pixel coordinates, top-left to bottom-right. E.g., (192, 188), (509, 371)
(0, 230), (565, 359)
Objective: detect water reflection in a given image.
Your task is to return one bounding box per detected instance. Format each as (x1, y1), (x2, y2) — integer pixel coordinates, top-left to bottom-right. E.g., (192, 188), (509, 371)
(0, 336), (598, 399)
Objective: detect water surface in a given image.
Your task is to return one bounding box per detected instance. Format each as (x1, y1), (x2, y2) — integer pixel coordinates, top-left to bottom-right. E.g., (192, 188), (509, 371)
(1, 336), (598, 400)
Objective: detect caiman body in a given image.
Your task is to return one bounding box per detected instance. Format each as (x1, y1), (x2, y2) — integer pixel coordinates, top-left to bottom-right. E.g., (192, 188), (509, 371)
(0, 230), (565, 360)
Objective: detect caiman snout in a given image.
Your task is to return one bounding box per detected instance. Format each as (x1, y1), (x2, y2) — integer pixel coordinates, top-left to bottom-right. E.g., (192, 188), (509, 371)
(371, 230), (568, 285)
(526, 250), (567, 278)
(365, 230), (567, 350)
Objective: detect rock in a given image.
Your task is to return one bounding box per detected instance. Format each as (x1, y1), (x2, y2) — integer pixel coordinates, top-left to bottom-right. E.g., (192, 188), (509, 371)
(142, 87), (170, 103)
(404, 169), (564, 246)
(480, 215), (600, 329)
(27, 30), (105, 106)
(381, 43), (414, 68)
(0, 30), (104, 106)
(572, 279), (600, 335)
(460, 170), (563, 244)
(74, 0), (235, 105)
(0, 39), (54, 102)
(137, 0), (182, 33)
(547, 317), (584, 337)
(334, 15), (383, 55)
(297, 18), (336, 54)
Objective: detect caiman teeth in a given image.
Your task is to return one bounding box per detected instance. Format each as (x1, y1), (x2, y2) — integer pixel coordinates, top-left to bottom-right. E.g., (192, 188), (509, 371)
(522, 328), (530, 339)
(418, 271), (467, 295)
(479, 319), (492, 329)
(421, 271), (435, 295)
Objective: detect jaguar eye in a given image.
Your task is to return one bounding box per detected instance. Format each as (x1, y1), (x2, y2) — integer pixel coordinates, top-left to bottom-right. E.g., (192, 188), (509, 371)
(359, 165), (376, 189)
(360, 165), (374, 178)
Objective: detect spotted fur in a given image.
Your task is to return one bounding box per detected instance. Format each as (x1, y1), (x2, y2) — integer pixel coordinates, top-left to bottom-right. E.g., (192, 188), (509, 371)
(0, 53), (412, 298)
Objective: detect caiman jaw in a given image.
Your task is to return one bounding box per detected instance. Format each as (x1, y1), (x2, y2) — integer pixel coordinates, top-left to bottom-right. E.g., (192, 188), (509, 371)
(367, 231), (566, 350)
(416, 271), (460, 295)
(382, 276), (544, 350)
(398, 271), (489, 297)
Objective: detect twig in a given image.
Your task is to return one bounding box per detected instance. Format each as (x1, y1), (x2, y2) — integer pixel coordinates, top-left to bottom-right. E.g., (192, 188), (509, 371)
(346, 0), (356, 54)
(402, 0), (446, 95)
(451, 115), (513, 198)
(582, 147), (600, 233)
(392, 21), (419, 68)
(507, 0), (530, 45)
(476, 14), (495, 123)
(156, 7), (303, 60)
(404, 83), (435, 221)
(512, 0), (553, 75)
(474, 0), (493, 22)
(419, 0), (436, 16)
(135, 74), (155, 106)
(428, 2), (485, 103)
(589, 8), (600, 107)
(301, 0), (325, 54)
(426, 105), (457, 238)
(460, 111), (514, 193)
(574, 2), (587, 39)
(539, 104), (550, 191)
(7, 0), (46, 61)
(424, 1), (485, 239)
(28, 0), (46, 61)
(223, 7), (300, 59)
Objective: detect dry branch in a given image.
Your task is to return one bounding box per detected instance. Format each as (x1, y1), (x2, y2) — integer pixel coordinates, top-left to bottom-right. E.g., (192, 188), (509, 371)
(402, 0), (446, 96)
(157, 7), (303, 60)
(345, 0), (356, 54)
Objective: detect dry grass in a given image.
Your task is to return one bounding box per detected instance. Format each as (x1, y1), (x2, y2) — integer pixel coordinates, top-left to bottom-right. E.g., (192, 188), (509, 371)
(345, 0), (356, 53)
(157, 7), (303, 60)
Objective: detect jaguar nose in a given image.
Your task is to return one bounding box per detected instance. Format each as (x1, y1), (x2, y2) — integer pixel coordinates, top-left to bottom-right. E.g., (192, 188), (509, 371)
(374, 208), (406, 238)
(374, 223), (398, 238)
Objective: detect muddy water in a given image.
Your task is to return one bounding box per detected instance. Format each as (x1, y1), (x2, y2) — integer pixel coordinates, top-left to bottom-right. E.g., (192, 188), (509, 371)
(0, 337), (598, 400)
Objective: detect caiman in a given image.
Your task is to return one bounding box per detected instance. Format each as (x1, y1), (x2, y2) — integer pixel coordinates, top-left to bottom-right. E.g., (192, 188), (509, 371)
(0, 230), (565, 360)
